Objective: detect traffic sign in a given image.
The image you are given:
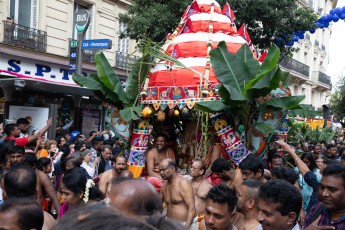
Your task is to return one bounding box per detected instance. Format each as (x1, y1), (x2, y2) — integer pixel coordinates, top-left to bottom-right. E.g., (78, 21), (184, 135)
(69, 40), (78, 73)
(70, 40), (78, 48)
(82, 39), (112, 50)
(74, 9), (90, 33)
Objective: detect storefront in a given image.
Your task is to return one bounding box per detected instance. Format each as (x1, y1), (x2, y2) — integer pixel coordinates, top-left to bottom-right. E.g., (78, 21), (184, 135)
(0, 45), (104, 139)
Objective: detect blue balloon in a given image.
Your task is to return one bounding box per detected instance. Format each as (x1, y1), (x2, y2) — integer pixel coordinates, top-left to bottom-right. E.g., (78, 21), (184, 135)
(314, 22), (321, 28)
(324, 21), (329, 27)
(293, 36), (299, 42)
(330, 9), (336, 15)
(340, 14), (345, 20)
(326, 14), (333, 22)
(298, 33), (305, 39)
(287, 41), (295, 46)
(309, 28), (316, 34)
(333, 15), (339, 22)
(319, 15), (327, 22)
(342, 6), (345, 14)
(335, 8), (342, 16)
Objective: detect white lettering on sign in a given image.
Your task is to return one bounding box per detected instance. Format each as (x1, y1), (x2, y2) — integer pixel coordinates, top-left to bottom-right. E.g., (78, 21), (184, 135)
(77, 14), (87, 22)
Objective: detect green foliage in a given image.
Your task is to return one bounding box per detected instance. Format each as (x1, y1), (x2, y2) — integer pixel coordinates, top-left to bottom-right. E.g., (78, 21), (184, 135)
(330, 72), (345, 121)
(230, 0), (318, 55)
(120, 0), (317, 55)
(73, 51), (151, 122)
(288, 121), (335, 144)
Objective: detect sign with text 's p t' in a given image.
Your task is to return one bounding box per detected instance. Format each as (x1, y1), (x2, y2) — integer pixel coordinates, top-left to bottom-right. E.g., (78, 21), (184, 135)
(74, 9), (90, 33)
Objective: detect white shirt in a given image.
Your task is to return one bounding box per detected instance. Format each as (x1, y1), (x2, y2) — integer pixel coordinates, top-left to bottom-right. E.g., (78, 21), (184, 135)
(81, 162), (96, 178)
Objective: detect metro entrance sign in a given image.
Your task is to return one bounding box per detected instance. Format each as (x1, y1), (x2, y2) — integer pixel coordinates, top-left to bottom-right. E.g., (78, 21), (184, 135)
(82, 39), (112, 50)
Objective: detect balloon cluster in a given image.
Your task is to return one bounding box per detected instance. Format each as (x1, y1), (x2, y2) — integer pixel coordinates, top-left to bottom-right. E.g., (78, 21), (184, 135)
(276, 6), (345, 47)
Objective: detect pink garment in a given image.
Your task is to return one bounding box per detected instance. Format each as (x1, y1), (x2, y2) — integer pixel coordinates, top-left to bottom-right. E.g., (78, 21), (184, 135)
(58, 202), (71, 218)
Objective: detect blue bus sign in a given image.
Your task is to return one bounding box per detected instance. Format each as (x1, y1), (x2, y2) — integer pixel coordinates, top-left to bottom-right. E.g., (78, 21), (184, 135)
(82, 39), (112, 50)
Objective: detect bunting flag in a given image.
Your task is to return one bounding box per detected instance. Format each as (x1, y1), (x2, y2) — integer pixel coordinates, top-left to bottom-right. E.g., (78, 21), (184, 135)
(181, 1), (201, 22)
(258, 51), (268, 63)
(238, 24), (252, 46)
(221, 3), (235, 23)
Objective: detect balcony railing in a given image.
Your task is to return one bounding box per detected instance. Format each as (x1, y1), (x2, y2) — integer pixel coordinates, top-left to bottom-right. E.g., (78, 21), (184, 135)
(318, 71), (331, 86)
(115, 51), (139, 70)
(3, 20), (47, 52)
(280, 58), (310, 78)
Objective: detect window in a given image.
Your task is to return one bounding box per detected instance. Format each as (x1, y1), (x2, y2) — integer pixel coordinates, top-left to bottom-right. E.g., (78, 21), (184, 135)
(10, 0), (38, 28)
(118, 21), (129, 54)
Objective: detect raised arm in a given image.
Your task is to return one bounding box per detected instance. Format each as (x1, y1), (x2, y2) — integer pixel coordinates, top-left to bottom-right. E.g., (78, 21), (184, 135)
(38, 170), (61, 213)
(275, 140), (310, 176)
(27, 117), (53, 144)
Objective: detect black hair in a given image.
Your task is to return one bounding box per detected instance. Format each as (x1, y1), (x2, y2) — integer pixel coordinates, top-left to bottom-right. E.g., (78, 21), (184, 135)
(341, 154), (345, 161)
(7, 145), (25, 155)
(206, 184), (238, 214)
(239, 154), (264, 176)
(155, 133), (168, 141)
(0, 198), (44, 230)
(103, 139), (115, 146)
(113, 154), (127, 163)
(56, 135), (66, 146)
(322, 164), (345, 187)
(211, 158), (231, 173)
(326, 144), (335, 149)
(36, 157), (51, 171)
(324, 159), (340, 167)
(271, 166), (299, 185)
(4, 123), (16, 136)
(259, 179), (302, 220)
(167, 159), (177, 170)
(4, 165), (37, 198)
(242, 179), (262, 203)
(16, 118), (29, 125)
(74, 141), (86, 151)
(301, 152), (318, 172)
(267, 151), (283, 163)
(62, 168), (104, 201)
(22, 152), (38, 168)
(339, 147), (345, 155)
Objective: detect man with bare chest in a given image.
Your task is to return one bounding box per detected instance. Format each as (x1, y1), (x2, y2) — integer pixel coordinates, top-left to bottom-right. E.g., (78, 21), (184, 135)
(190, 160), (213, 227)
(160, 158), (196, 230)
(98, 155), (127, 195)
(146, 133), (175, 191)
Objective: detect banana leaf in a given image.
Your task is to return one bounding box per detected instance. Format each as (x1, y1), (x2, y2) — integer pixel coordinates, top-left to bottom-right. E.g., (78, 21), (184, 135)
(120, 106), (142, 122)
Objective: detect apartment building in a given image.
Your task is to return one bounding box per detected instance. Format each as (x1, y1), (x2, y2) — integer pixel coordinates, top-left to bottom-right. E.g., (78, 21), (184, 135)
(0, 0), (137, 134)
(280, 0), (334, 111)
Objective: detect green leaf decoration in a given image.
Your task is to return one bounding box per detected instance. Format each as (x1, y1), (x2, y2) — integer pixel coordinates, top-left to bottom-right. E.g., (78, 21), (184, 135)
(210, 41), (250, 101)
(95, 52), (129, 105)
(126, 54), (152, 102)
(254, 123), (276, 134)
(262, 95), (305, 110)
(235, 44), (260, 77)
(73, 74), (105, 92)
(288, 104), (321, 118)
(195, 100), (227, 113)
(120, 106), (142, 122)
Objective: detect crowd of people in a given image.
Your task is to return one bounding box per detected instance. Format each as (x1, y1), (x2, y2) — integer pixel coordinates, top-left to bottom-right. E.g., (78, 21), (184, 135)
(0, 116), (345, 230)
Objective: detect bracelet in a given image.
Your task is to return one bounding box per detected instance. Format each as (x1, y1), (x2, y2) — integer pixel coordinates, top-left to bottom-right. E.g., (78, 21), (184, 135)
(294, 157), (300, 162)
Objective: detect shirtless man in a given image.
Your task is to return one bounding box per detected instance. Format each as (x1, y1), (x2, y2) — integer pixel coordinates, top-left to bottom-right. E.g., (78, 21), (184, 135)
(235, 179), (262, 230)
(146, 133), (175, 191)
(160, 158), (196, 229)
(190, 160), (213, 227)
(98, 155), (126, 195)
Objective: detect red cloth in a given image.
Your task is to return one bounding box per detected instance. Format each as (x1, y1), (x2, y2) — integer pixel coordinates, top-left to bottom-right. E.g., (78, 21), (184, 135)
(146, 176), (164, 192)
(5, 135), (28, 147)
(207, 173), (222, 186)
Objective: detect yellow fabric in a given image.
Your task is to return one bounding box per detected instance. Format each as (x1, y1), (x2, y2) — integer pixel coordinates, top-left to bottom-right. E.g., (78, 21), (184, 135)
(128, 165), (144, 178)
(38, 149), (49, 158)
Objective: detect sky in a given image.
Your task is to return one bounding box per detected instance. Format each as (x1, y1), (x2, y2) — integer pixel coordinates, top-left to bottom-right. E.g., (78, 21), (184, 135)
(327, 0), (345, 86)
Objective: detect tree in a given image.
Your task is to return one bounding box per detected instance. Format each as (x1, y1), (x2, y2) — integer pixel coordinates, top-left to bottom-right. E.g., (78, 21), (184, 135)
(330, 73), (345, 122)
(120, 0), (317, 54)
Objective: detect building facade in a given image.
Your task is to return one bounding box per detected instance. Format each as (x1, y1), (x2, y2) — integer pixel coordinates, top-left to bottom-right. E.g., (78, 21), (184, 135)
(0, 0), (137, 136)
(280, 0), (334, 112)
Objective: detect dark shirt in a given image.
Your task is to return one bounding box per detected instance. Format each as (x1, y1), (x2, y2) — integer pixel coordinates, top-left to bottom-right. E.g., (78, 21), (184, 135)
(304, 203), (345, 228)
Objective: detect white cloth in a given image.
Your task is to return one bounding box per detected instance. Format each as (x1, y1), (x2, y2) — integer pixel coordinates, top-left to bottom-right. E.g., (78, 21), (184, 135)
(81, 162), (96, 178)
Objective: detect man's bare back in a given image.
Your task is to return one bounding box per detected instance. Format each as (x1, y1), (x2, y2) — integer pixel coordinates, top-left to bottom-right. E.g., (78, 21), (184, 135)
(192, 179), (213, 215)
(98, 169), (116, 195)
